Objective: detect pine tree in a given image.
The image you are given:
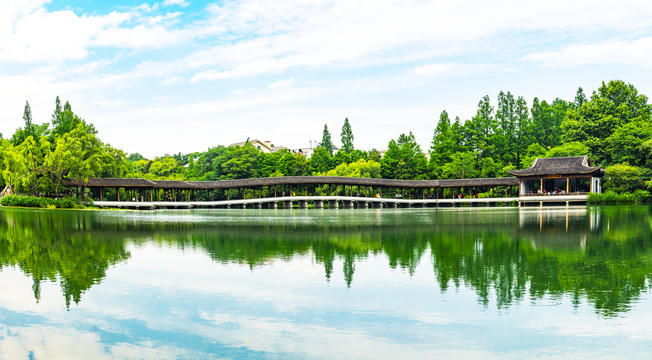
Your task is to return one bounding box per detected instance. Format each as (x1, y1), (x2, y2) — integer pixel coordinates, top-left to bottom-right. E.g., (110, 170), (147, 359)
(23, 101), (33, 136)
(574, 87), (587, 108)
(340, 117), (354, 153)
(320, 124), (334, 155)
(51, 96), (62, 127)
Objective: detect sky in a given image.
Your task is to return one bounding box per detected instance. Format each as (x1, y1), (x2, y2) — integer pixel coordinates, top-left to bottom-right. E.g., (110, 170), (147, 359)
(2, 0), (652, 158)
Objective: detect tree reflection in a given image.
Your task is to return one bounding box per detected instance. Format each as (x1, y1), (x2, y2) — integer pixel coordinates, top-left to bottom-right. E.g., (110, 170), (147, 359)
(0, 206), (650, 315)
(0, 209), (130, 308)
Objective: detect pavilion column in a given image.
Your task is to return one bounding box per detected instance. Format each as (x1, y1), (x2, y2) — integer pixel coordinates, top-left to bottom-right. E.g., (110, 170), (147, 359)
(566, 178), (570, 193)
(540, 179), (543, 192)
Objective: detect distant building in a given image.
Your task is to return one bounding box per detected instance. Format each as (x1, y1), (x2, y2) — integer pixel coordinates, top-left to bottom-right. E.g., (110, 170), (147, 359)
(291, 141), (340, 159)
(228, 139), (287, 153)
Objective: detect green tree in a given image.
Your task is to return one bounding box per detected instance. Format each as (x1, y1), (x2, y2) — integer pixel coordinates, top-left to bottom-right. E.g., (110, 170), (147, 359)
(221, 144), (260, 179)
(340, 118), (354, 153)
(321, 124), (334, 156)
(520, 143), (547, 169)
(381, 132), (428, 179)
(367, 149), (382, 163)
(149, 156), (182, 178)
(574, 87), (587, 108)
(561, 80), (652, 164)
(51, 96), (62, 128)
(65, 124), (104, 192)
(308, 147), (333, 174)
(441, 151), (479, 179)
(430, 110), (455, 177)
(465, 95), (495, 163)
(603, 163), (646, 193)
(326, 159), (381, 178)
(494, 91), (516, 164)
(546, 141), (590, 158)
(605, 120), (652, 166)
(23, 101), (34, 136)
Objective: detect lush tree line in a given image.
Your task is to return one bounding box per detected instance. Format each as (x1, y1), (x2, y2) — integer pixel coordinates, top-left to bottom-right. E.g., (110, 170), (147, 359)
(0, 97), (126, 196)
(2, 80), (651, 198)
(125, 80), (651, 194)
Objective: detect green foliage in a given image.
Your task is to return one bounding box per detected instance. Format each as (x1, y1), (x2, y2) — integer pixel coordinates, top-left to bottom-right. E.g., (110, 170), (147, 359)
(603, 163), (647, 193)
(561, 80), (652, 164)
(520, 143), (547, 169)
(587, 190), (651, 204)
(367, 149), (382, 162)
(326, 159), (381, 178)
(149, 156), (182, 178)
(320, 124), (334, 156)
(546, 141), (590, 158)
(127, 153), (146, 162)
(340, 118), (354, 153)
(308, 146), (332, 174)
(441, 151), (478, 179)
(430, 110), (455, 176)
(381, 132), (429, 179)
(1, 195), (83, 209)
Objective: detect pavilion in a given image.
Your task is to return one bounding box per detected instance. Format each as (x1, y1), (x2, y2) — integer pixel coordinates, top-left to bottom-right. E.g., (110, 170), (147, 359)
(508, 156), (604, 196)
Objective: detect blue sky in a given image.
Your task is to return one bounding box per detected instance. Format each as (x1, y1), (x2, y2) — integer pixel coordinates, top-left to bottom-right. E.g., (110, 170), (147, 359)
(2, 0), (652, 158)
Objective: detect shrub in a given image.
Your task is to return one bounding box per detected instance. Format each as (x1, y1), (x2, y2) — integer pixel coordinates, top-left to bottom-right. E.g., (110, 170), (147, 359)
(587, 190), (651, 205)
(0, 195), (90, 209)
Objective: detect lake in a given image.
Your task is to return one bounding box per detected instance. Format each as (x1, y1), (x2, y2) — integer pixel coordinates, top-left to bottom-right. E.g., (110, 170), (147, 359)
(0, 206), (650, 359)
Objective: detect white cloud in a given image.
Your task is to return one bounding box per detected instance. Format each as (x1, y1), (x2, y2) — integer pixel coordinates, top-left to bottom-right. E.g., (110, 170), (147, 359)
(0, 0), (187, 63)
(411, 63), (498, 77)
(522, 37), (652, 68)
(185, 0), (652, 81)
(163, 0), (190, 7)
(269, 78), (295, 89)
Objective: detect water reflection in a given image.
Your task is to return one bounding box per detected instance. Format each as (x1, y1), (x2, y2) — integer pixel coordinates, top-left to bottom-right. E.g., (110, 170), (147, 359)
(0, 206), (650, 316)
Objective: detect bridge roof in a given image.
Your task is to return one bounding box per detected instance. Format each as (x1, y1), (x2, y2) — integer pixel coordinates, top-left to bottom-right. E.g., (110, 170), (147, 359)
(72, 176), (519, 189)
(65, 178), (157, 188)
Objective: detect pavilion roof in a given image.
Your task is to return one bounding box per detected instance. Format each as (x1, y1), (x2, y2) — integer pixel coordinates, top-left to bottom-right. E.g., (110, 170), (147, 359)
(507, 156), (602, 177)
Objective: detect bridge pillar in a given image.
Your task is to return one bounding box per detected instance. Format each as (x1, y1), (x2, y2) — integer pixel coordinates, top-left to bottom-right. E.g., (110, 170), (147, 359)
(313, 200), (324, 209)
(328, 200), (339, 209)
(284, 200), (293, 209)
(253, 203), (262, 209)
(299, 200), (308, 209)
(269, 202), (278, 209)
(342, 200), (353, 209)
(357, 201), (368, 209)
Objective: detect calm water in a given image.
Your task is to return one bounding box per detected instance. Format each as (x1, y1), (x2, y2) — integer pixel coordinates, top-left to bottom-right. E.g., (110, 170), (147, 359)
(0, 206), (650, 359)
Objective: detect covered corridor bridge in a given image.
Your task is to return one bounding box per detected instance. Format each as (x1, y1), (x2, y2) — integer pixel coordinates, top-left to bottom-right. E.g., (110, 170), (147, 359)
(68, 176), (521, 209)
(67, 156), (602, 209)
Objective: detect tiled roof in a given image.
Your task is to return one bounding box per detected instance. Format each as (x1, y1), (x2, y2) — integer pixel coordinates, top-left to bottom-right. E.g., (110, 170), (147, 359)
(507, 156), (602, 176)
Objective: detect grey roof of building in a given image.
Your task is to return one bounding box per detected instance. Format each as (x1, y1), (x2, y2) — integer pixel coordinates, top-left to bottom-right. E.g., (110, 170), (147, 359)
(507, 156), (602, 177)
